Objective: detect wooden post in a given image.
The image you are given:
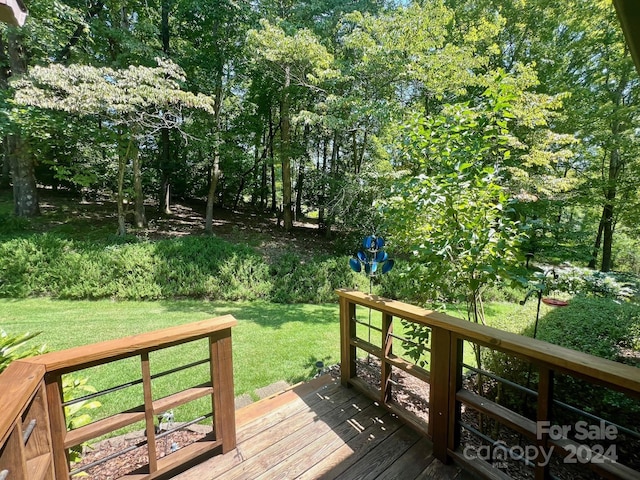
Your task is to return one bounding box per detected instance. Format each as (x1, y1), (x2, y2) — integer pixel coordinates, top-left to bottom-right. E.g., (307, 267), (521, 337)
(535, 366), (554, 480)
(44, 375), (70, 480)
(429, 326), (454, 463)
(381, 313), (393, 403)
(339, 296), (356, 387)
(141, 352), (158, 473)
(211, 330), (236, 453)
(448, 336), (462, 454)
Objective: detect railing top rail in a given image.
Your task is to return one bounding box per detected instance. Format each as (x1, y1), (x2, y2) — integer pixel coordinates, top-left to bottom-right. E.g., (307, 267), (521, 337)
(337, 289), (640, 396)
(22, 315), (237, 375)
(0, 360), (45, 447)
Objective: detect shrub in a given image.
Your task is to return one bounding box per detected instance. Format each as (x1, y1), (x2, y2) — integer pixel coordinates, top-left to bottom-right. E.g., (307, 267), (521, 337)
(270, 251), (367, 304)
(483, 296), (640, 425)
(0, 329), (46, 373)
(554, 265), (638, 301)
(0, 233), (367, 303)
(0, 214), (31, 234)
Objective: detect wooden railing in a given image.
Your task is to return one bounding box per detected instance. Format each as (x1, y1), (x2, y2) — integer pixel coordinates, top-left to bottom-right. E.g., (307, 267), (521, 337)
(0, 315), (237, 480)
(337, 289), (640, 480)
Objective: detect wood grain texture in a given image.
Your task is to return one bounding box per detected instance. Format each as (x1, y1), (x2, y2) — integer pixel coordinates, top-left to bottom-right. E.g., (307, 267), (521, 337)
(0, 361), (45, 447)
(172, 379), (454, 480)
(210, 332), (236, 453)
(22, 316), (237, 374)
(337, 289), (640, 397)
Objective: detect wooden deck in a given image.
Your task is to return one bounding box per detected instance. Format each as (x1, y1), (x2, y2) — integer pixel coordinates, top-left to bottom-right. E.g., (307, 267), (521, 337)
(172, 375), (468, 480)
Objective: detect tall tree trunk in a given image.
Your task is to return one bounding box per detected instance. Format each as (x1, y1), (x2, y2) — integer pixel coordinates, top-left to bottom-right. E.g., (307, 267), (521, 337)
(601, 148), (620, 272)
(132, 143), (146, 228)
(588, 209), (605, 269)
(295, 124), (310, 220)
(205, 79), (223, 234)
(280, 64), (293, 231)
(204, 13), (225, 234)
(0, 144), (9, 189)
(260, 129), (268, 210)
(270, 112), (277, 213)
(0, 34), (9, 189)
(159, 0), (172, 214)
(9, 136), (39, 216)
(8, 28), (38, 217)
(295, 160), (304, 220)
(117, 137), (129, 237)
(318, 136), (328, 230)
(325, 130), (340, 238)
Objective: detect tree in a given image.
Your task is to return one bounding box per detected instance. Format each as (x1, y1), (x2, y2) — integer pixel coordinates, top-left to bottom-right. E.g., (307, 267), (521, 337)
(12, 59), (214, 235)
(247, 19), (336, 231)
(383, 78), (528, 319)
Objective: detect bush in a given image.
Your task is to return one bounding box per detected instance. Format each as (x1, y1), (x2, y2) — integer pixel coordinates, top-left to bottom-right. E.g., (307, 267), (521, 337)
(483, 296), (640, 425)
(0, 214), (31, 234)
(535, 295), (640, 358)
(270, 251), (368, 304)
(554, 266), (638, 301)
(0, 233), (367, 303)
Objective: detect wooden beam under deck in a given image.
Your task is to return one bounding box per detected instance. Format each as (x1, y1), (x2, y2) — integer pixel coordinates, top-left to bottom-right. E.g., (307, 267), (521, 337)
(171, 375), (469, 480)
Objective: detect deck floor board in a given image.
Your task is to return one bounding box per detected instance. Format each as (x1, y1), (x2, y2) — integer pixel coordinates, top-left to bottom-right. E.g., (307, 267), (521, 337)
(171, 376), (464, 480)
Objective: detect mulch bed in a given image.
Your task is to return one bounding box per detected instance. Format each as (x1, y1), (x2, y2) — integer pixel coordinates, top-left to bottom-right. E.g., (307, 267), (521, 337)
(72, 426), (208, 479)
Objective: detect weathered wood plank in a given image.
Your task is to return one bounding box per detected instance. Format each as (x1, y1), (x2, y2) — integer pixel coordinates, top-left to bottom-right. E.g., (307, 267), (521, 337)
(415, 457), (465, 480)
(0, 361), (45, 447)
(237, 379), (345, 445)
(172, 381), (438, 480)
(221, 388), (371, 480)
(235, 375), (336, 429)
(210, 332), (236, 453)
(296, 411), (404, 480)
(375, 436), (435, 480)
(333, 425), (422, 479)
(253, 403), (387, 479)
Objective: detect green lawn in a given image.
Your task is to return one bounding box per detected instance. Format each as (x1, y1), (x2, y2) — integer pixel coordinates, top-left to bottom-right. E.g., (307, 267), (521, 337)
(1, 297), (546, 438)
(1, 298), (341, 433)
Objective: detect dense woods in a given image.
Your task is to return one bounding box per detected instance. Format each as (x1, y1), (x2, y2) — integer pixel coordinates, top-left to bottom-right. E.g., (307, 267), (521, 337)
(1, 0), (639, 289)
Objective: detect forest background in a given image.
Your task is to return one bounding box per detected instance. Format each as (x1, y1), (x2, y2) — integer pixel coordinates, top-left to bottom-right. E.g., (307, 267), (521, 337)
(1, 0), (640, 307)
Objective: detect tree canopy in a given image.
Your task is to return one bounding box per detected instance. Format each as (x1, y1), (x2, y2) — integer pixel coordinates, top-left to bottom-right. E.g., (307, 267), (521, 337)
(2, 0), (639, 297)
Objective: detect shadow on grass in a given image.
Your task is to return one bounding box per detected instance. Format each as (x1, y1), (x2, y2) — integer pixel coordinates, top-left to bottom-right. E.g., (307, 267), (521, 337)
(157, 299), (340, 328)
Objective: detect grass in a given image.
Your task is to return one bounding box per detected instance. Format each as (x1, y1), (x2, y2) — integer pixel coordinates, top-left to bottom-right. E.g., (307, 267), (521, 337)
(0, 291), (572, 445)
(1, 298), (341, 433)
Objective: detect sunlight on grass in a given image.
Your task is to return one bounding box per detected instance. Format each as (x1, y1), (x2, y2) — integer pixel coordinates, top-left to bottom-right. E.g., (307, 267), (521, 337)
(0, 297), (548, 435)
(1, 298), (341, 426)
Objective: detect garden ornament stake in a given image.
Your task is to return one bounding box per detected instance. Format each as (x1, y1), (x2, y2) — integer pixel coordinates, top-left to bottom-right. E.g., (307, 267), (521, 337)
(349, 235), (394, 361)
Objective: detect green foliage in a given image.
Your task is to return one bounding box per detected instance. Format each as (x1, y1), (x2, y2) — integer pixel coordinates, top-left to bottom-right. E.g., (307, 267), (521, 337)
(0, 234), (365, 303)
(383, 78), (529, 308)
(536, 296), (640, 358)
(554, 266), (638, 301)
(0, 329), (46, 373)
(269, 251), (367, 304)
(612, 231), (640, 275)
(0, 214), (32, 235)
(63, 377), (102, 463)
(484, 296), (640, 423)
